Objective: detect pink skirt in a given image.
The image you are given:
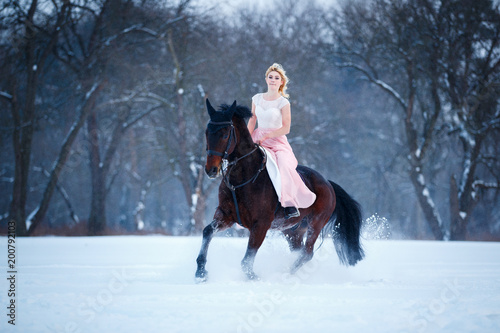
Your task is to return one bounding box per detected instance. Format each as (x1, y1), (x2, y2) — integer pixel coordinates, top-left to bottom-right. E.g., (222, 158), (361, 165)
(252, 128), (316, 209)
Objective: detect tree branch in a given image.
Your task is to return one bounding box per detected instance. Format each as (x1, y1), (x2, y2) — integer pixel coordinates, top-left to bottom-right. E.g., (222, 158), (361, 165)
(473, 181), (500, 190)
(0, 91), (13, 101)
(336, 61), (408, 110)
(123, 105), (162, 130)
(34, 166), (79, 224)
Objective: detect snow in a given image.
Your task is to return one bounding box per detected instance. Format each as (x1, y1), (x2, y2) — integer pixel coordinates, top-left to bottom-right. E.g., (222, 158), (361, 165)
(85, 83), (99, 100)
(473, 180), (500, 189)
(25, 206), (39, 230)
(417, 173), (425, 186)
(1, 236), (499, 333)
(197, 84), (205, 98)
(460, 157), (472, 194)
(373, 79), (407, 108)
(421, 187), (444, 231)
(0, 91), (13, 100)
(191, 193), (198, 210)
(189, 161), (198, 178)
(137, 220), (144, 230)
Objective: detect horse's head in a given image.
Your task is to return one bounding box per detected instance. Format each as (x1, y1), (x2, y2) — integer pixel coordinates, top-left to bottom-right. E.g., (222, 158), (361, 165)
(205, 99), (237, 178)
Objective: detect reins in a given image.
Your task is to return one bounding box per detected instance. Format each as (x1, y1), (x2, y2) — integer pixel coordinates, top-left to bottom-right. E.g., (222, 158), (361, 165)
(223, 145), (266, 227)
(207, 120), (267, 227)
(223, 145), (265, 190)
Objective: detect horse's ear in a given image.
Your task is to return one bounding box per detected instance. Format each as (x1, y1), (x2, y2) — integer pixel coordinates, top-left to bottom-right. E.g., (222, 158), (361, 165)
(227, 100), (237, 116)
(206, 98), (216, 118)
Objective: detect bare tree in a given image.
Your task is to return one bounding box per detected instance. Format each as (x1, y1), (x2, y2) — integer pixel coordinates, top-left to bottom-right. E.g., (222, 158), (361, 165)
(0, 0), (72, 235)
(24, 0), (112, 235)
(26, 0), (167, 234)
(440, 0), (500, 239)
(148, 6), (220, 234)
(2, 0), (497, 239)
(329, 0), (500, 239)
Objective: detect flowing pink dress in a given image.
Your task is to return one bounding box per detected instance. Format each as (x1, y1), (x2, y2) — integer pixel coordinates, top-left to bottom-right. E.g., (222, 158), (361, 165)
(251, 93), (316, 209)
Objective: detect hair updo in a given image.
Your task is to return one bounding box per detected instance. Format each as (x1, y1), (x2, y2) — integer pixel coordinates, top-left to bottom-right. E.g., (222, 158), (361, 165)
(265, 63), (290, 98)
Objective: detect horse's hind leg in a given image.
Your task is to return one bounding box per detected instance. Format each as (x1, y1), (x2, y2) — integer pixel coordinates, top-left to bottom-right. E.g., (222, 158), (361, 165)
(195, 210), (232, 282)
(282, 221), (307, 252)
(290, 219), (325, 274)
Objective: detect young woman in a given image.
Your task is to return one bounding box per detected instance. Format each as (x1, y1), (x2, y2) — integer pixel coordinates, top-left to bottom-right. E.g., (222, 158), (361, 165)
(247, 63), (316, 219)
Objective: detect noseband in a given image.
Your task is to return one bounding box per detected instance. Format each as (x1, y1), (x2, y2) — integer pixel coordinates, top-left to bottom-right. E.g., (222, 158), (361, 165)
(206, 120), (235, 160)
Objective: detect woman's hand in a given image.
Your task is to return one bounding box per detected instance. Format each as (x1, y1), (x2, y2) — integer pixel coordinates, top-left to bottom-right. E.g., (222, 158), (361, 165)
(257, 134), (270, 145)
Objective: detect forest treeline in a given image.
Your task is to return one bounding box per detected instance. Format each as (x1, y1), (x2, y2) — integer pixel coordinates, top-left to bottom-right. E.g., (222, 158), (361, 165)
(1, 0), (499, 240)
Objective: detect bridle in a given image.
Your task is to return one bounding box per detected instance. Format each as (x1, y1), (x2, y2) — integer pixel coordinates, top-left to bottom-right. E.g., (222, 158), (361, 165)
(206, 120), (267, 227)
(206, 121), (236, 160)
(206, 120), (265, 185)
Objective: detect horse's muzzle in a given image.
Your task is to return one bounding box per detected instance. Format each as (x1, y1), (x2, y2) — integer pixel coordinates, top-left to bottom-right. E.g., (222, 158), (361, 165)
(205, 165), (220, 179)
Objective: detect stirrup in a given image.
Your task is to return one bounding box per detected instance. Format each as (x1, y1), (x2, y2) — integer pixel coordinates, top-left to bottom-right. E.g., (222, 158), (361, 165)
(284, 207), (300, 219)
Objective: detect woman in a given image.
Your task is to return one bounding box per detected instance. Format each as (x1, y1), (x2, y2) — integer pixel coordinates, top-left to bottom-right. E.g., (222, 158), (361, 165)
(247, 63), (316, 219)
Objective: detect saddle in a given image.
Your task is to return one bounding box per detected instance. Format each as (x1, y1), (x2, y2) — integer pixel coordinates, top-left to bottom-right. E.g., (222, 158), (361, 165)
(260, 146), (281, 201)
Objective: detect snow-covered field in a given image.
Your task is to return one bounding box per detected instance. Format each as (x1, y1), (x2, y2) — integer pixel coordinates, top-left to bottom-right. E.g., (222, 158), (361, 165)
(1, 234), (500, 333)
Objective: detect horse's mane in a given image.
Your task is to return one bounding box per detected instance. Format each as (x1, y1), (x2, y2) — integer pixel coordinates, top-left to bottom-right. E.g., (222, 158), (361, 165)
(218, 103), (252, 120)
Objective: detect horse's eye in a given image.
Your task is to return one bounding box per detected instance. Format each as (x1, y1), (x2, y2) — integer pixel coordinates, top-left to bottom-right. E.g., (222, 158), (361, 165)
(223, 133), (229, 139)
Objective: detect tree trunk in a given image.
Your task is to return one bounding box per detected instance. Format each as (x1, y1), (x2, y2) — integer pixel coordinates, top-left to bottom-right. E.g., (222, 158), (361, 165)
(12, 81), (36, 235)
(449, 175), (466, 240)
(8, 0), (38, 236)
(9, 94), (35, 236)
(88, 183), (107, 236)
(8, 85), (28, 236)
(192, 195), (207, 234)
(404, 64), (444, 240)
(409, 166), (445, 240)
(87, 109), (107, 235)
(191, 165), (208, 234)
(87, 103), (131, 235)
(7, 0), (69, 235)
(133, 181), (151, 232)
(449, 136), (482, 240)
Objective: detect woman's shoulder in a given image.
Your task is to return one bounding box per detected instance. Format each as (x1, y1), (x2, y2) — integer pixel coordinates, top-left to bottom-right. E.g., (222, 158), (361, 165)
(278, 96), (290, 108)
(252, 93), (263, 102)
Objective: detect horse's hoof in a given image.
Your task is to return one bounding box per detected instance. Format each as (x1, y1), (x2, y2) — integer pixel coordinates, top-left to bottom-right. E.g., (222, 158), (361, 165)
(290, 265), (300, 275)
(195, 276), (207, 284)
(246, 272), (260, 281)
(290, 253), (314, 274)
(195, 270), (208, 283)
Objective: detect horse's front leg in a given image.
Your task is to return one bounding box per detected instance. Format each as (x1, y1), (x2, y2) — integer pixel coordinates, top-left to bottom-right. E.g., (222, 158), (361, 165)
(195, 210), (231, 283)
(195, 222), (217, 282)
(241, 223), (269, 280)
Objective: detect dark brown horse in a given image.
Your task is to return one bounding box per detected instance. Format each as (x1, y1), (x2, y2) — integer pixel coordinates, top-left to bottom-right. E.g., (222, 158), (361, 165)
(195, 100), (364, 282)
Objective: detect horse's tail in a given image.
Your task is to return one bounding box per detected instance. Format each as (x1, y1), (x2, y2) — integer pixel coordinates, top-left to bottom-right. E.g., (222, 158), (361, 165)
(328, 181), (364, 266)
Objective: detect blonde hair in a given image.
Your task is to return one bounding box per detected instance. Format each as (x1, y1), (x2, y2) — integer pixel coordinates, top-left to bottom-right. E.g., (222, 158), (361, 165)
(265, 63), (289, 98)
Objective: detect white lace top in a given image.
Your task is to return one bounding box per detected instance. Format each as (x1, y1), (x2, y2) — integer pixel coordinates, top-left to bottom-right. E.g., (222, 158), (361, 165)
(252, 93), (290, 129)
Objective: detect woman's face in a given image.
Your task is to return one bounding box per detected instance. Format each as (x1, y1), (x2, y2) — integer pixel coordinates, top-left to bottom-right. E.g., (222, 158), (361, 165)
(266, 71), (283, 92)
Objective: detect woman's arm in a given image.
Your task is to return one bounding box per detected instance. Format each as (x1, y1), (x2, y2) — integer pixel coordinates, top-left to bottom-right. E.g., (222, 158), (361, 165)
(247, 101), (257, 135)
